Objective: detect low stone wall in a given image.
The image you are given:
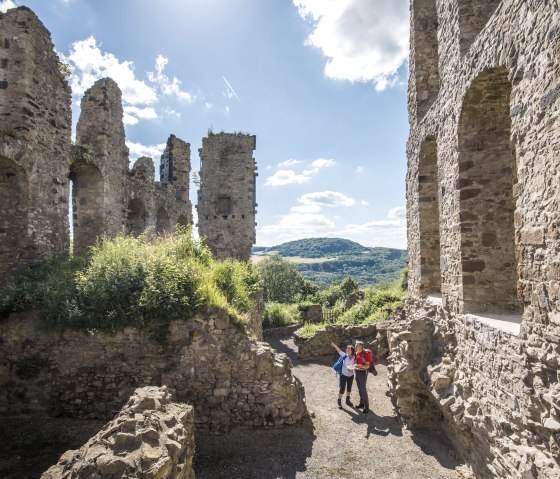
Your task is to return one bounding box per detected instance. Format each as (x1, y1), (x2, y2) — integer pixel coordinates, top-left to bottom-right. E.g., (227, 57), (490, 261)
(293, 324), (379, 359)
(263, 323), (302, 340)
(42, 386), (195, 479)
(387, 298), (560, 479)
(0, 308), (307, 431)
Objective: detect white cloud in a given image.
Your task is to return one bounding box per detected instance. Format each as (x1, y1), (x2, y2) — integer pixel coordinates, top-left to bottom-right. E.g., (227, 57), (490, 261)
(126, 141), (166, 164)
(164, 108), (181, 119)
(64, 36), (158, 105)
(265, 165), (272, 170)
(278, 159), (302, 168)
(388, 205), (406, 219)
(361, 200), (369, 207)
(291, 204), (322, 214)
(265, 169), (311, 186)
(299, 191), (355, 208)
(147, 55), (195, 103)
(311, 158), (335, 168)
(0, 0), (16, 12)
(294, 0), (409, 91)
(355, 166), (364, 174)
(123, 106), (158, 125)
(259, 213), (336, 240)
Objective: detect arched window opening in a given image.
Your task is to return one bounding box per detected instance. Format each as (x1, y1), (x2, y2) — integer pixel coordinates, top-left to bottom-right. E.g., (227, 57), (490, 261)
(177, 215), (189, 228)
(413, 0), (440, 119)
(458, 0), (500, 57)
(126, 198), (147, 237)
(69, 162), (104, 256)
(458, 67), (519, 314)
(0, 157), (28, 278)
(156, 207), (171, 235)
(418, 136), (441, 295)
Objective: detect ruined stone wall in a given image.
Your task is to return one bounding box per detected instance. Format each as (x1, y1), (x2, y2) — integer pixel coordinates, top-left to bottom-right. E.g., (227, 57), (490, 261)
(197, 132), (257, 261)
(42, 386), (195, 479)
(400, 2), (560, 476)
(0, 308), (306, 432)
(0, 7), (72, 280)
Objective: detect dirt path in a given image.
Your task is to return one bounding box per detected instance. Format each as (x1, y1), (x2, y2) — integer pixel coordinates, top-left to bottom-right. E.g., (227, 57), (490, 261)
(195, 334), (469, 479)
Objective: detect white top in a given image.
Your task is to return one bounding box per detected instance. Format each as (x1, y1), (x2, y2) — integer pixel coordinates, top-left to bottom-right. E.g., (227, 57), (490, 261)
(339, 351), (356, 377)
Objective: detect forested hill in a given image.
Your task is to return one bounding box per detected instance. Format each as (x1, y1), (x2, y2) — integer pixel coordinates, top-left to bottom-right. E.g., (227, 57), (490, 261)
(252, 238), (407, 287)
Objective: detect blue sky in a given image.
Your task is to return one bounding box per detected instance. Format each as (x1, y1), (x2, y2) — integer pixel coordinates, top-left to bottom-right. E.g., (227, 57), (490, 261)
(1, 0), (410, 248)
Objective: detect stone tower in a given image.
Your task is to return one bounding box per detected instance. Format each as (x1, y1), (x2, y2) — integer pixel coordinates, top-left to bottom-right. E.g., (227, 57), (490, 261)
(0, 6), (72, 281)
(389, 1), (560, 478)
(197, 132), (257, 261)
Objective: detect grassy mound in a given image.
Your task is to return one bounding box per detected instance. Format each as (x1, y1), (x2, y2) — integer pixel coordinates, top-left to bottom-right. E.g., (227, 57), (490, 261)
(0, 229), (261, 342)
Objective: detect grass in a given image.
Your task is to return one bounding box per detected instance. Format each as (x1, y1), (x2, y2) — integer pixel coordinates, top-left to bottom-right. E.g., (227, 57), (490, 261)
(262, 302), (301, 329)
(0, 228), (261, 343)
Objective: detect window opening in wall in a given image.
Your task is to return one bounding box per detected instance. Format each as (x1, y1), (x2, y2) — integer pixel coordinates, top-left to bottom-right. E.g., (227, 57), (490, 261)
(458, 0), (500, 57)
(177, 215), (189, 228)
(69, 163), (104, 256)
(458, 67), (519, 314)
(413, 0), (440, 119)
(0, 157), (28, 277)
(216, 195), (232, 215)
(418, 136), (441, 295)
(156, 206), (171, 235)
(126, 199), (147, 237)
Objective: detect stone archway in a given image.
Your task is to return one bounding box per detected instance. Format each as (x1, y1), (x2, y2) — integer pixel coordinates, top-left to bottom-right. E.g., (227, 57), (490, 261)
(126, 198), (147, 237)
(0, 157), (28, 279)
(457, 0), (500, 56)
(69, 162), (104, 256)
(458, 67), (519, 313)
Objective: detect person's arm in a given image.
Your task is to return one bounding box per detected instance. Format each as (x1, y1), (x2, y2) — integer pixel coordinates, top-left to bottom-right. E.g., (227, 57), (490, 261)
(330, 341), (343, 355)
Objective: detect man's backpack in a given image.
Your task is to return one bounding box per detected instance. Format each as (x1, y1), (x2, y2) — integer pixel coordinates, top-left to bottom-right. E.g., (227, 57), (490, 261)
(333, 354), (347, 375)
(365, 349), (378, 376)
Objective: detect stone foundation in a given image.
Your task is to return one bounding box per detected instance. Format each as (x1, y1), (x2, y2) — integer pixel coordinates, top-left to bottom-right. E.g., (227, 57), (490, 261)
(0, 308), (306, 432)
(42, 386), (195, 479)
(387, 298), (560, 478)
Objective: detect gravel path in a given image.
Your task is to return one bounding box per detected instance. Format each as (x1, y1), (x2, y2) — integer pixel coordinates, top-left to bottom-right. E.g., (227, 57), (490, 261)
(195, 334), (470, 479)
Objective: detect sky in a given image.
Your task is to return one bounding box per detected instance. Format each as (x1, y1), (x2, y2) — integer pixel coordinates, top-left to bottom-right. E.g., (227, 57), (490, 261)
(1, 0), (410, 249)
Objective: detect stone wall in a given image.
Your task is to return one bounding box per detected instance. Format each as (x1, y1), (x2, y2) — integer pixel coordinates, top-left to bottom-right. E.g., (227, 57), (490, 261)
(0, 307), (306, 432)
(400, 1), (560, 477)
(42, 386), (195, 479)
(197, 132), (257, 261)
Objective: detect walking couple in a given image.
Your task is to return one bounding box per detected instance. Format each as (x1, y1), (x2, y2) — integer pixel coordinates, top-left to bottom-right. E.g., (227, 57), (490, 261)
(331, 340), (373, 414)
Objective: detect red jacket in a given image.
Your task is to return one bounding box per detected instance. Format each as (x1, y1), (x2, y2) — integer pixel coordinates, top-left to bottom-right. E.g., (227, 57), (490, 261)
(355, 350), (373, 367)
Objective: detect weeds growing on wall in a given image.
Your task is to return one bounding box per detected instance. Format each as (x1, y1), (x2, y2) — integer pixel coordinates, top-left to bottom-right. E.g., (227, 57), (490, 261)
(262, 302), (301, 329)
(0, 228), (261, 343)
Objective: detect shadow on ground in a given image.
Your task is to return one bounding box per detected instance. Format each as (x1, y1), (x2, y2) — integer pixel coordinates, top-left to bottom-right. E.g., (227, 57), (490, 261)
(194, 423), (316, 479)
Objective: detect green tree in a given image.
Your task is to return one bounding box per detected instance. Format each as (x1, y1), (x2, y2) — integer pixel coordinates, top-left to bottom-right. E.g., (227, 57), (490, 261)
(257, 254), (305, 303)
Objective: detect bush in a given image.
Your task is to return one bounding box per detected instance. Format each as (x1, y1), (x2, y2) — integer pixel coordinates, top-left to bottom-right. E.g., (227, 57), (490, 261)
(337, 283), (405, 325)
(262, 302), (301, 329)
(256, 255), (306, 303)
(317, 276), (359, 308)
(295, 322), (328, 339)
(0, 229), (260, 342)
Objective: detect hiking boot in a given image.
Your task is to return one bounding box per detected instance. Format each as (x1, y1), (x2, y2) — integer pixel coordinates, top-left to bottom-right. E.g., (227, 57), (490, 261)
(337, 398), (342, 409)
(356, 403), (364, 409)
(345, 397), (353, 407)
(362, 408), (369, 414)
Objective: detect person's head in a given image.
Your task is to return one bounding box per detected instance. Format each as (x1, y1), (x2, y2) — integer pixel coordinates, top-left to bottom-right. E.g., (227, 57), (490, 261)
(355, 340), (364, 352)
(346, 345), (355, 357)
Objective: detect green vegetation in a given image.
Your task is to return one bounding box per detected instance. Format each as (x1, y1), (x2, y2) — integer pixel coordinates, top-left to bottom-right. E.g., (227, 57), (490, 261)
(262, 302), (301, 329)
(0, 229), (261, 343)
(253, 238), (407, 287)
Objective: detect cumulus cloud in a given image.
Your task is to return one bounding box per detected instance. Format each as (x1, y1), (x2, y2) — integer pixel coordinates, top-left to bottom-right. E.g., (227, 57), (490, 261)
(361, 200), (370, 207)
(294, 0), (409, 91)
(123, 106), (158, 125)
(126, 141), (166, 164)
(147, 55), (195, 102)
(291, 204), (322, 214)
(311, 158), (336, 168)
(259, 213), (335, 240)
(388, 205), (406, 219)
(265, 169), (312, 186)
(278, 159), (302, 168)
(299, 191), (355, 208)
(0, 0), (16, 12)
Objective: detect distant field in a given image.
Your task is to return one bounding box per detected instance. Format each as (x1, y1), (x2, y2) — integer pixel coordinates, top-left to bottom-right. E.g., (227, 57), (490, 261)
(252, 253), (333, 265)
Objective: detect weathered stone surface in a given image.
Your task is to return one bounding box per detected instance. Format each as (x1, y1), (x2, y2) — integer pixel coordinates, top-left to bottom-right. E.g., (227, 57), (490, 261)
(41, 386), (195, 479)
(294, 324), (378, 359)
(0, 307), (307, 431)
(197, 132), (257, 261)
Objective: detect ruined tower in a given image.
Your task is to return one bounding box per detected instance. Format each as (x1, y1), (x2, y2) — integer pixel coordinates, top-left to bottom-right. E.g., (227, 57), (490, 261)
(197, 132), (257, 261)
(390, 1), (560, 477)
(0, 7), (72, 281)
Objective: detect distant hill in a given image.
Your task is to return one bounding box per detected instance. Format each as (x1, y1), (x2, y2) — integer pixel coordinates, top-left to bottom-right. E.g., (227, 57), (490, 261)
(252, 238), (407, 287)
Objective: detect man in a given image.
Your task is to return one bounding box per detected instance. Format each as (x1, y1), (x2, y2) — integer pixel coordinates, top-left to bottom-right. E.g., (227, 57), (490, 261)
(354, 340), (371, 413)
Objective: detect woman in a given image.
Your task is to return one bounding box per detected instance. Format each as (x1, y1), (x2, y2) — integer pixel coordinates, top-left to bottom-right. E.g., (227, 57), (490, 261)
(331, 341), (356, 409)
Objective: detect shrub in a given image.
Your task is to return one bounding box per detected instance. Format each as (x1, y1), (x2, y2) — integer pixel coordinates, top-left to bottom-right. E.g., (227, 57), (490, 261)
(262, 302), (301, 329)
(295, 322), (327, 339)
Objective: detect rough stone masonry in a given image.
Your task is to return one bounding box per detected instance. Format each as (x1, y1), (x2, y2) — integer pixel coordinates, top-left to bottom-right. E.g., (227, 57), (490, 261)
(0, 7), (192, 285)
(393, 1), (560, 478)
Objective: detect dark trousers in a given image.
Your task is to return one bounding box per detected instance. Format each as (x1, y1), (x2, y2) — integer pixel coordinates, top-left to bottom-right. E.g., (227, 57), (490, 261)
(339, 374), (354, 395)
(355, 370), (369, 408)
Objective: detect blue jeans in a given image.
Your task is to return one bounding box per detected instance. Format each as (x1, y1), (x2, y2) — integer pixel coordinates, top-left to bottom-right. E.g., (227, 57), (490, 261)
(339, 374), (354, 395)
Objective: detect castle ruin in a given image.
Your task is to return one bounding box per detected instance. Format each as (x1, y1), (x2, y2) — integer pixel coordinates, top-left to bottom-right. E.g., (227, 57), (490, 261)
(391, 1), (560, 477)
(0, 7), (194, 286)
(197, 132), (258, 261)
